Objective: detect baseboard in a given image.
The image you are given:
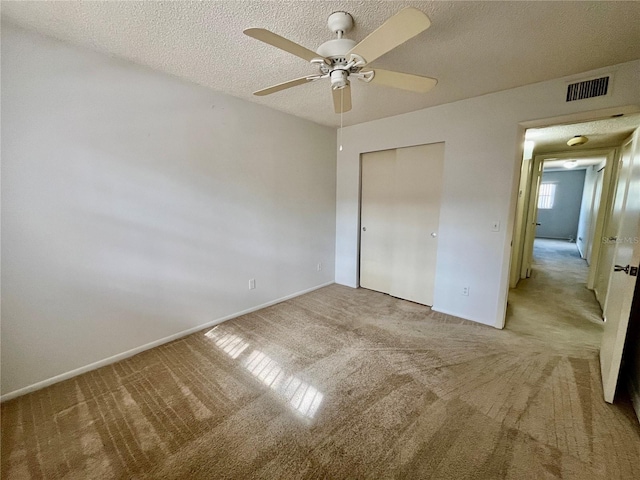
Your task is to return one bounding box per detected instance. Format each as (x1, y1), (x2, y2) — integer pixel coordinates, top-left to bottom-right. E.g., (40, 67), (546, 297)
(627, 375), (640, 425)
(535, 236), (573, 241)
(430, 306), (496, 329)
(1, 281), (334, 403)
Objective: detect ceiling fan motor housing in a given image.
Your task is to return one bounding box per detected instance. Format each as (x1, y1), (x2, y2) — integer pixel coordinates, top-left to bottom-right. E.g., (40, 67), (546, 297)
(317, 12), (356, 65)
(316, 38), (356, 60)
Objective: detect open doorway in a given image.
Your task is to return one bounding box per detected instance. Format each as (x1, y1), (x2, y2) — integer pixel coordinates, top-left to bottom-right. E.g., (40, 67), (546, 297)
(512, 114), (640, 305)
(521, 151), (610, 313)
(507, 111), (640, 406)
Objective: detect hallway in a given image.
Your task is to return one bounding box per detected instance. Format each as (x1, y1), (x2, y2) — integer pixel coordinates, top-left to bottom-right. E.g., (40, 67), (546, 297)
(507, 238), (604, 352)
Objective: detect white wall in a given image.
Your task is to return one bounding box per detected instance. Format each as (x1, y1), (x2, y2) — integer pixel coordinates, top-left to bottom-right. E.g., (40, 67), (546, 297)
(335, 60), (640, 327)
(1, 23), (336, 396)
(577, 164), (599, 258)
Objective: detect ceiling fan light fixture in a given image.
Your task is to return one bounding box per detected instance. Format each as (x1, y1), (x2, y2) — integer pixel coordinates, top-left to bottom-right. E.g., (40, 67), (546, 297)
(330, 70), (349, 89)
(567, 135), (588, 147)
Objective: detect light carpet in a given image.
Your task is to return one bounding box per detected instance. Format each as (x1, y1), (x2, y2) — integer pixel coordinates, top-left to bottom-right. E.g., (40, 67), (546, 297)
(2, 239), (639, 479)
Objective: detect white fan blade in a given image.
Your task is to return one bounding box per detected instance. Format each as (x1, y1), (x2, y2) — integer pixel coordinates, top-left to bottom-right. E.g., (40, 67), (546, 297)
(332, 84), (352, 113)
(369, 69), (437, 93)
(348, 7), (431, 65)
(244, 28), (319, 62)
(253, 76), (320, 96)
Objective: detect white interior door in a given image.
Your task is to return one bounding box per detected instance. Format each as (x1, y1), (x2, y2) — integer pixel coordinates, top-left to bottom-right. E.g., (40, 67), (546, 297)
(596, 142), (632, 303)
(390, 144), (444, 304)
(360, 143), (444, 306)
(360, 149), (395, 295)
(600, 132), (640, 403)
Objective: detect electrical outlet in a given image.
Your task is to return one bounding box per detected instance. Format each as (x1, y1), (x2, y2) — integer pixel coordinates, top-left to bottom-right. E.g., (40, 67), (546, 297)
(249, 279), (256, 290)
(462, 286), (470, 296)
(317, 262), (322, 271)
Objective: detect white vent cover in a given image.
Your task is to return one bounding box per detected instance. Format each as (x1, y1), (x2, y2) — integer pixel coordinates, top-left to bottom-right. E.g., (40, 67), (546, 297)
(566, 75), (611, 102)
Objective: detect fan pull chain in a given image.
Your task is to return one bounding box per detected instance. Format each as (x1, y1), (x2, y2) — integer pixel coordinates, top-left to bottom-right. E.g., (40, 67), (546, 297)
(339, 87), (344, 151)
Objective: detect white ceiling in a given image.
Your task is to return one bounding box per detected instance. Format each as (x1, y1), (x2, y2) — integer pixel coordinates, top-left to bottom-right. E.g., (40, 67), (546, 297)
(527, 113), (640, 154)
(3, 1), (640, 127)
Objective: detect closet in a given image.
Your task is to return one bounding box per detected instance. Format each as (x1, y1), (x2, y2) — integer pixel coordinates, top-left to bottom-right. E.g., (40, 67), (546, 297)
(360, 142), (444, 305)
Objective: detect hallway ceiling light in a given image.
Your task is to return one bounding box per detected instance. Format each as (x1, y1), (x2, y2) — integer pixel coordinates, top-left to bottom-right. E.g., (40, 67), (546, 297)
(567, 135), (589, 146)
(563, 160), (579, 169)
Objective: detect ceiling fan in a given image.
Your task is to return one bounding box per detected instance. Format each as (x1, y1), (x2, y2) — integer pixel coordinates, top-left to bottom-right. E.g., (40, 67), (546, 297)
(244, 7), (437, 114)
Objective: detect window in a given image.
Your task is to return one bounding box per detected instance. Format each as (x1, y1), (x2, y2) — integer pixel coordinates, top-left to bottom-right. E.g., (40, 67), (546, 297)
(538, 183), (556, 209)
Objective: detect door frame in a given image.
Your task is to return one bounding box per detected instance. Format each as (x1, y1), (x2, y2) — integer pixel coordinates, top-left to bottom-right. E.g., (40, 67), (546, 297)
(358, 143), (444, 305)
(520, 154), (543, 279)
(584, 162), (607, 265)
(509, 154), (534, 287)
(503, 105), (640, 327)
(513, 148), (617, 282)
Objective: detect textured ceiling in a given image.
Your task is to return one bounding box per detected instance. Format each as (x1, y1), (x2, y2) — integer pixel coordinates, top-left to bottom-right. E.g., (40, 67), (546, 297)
(3, 1), (640, 127)
(527, 113), (640, 154)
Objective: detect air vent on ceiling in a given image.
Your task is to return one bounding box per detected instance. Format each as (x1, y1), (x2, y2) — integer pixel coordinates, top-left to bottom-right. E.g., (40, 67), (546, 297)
(566, 76), (610, 102)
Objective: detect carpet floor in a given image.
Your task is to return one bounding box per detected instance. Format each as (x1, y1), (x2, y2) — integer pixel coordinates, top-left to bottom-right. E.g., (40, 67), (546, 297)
(2, 239), (639, 479)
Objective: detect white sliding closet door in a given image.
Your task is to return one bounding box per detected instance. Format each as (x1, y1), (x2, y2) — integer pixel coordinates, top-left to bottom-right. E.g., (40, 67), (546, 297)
(360, 149), (396, 295)
(360, 143), (444, 305)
